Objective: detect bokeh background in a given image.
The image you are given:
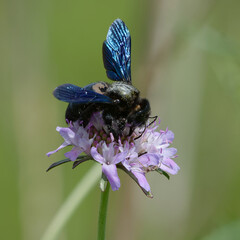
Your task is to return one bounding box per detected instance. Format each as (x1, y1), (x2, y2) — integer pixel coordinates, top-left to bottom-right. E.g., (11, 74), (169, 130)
(1, 0), (240, 239)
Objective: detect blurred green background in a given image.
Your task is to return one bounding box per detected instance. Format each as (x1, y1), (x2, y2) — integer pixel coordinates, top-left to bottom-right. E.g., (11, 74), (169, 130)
(1, 0), (240, 239)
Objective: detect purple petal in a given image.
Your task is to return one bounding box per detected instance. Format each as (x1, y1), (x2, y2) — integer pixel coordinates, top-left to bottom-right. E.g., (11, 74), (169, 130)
(139, 153), (160, 166)
(90, 147), (105, 164)
(162, 148), (177, 157)
(122, 159), (131, 171)
(64, 147), (83, 161)
(112, 152), (127, 165)
(46, 142), (69, 157)
(160, 158), (180, 175)
(161, 130), (174, 143)
(102, 164), (120, 191)
(89, 112), (104, 130)
(57, 127), (76, 144)
(102, 142), (114, 162)
(132, 171), (150, 192)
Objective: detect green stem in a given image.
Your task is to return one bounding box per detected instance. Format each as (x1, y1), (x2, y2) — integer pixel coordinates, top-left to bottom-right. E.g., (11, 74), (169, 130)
(97, 182), (110, 240)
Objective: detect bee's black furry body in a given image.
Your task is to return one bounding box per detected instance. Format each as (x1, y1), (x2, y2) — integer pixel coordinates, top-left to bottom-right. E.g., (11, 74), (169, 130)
(66, 81), (150, 137)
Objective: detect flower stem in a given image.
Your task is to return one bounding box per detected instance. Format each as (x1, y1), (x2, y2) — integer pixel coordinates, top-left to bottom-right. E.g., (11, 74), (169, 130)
(98, 181), (110, 240)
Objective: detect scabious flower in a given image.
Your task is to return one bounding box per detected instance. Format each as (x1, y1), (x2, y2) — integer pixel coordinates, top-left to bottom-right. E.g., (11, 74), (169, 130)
(47, 112), (180, 197)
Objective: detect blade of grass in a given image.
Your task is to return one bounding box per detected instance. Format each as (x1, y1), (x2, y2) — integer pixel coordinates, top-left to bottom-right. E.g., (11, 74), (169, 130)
(41, 164), (101, 240)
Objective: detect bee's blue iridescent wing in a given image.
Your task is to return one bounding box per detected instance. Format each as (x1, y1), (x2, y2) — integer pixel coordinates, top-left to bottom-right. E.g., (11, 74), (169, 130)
(102, 19), (131, 83)
(53, 84), (112, 103)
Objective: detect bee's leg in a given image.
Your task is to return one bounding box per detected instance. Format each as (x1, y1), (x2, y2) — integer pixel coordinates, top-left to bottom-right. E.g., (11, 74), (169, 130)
(102, 112), (117, 137)
(102, 109), (124, 139)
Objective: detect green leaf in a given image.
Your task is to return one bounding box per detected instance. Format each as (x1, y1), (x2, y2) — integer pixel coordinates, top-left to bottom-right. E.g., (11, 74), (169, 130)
(155, 168), (170, 180)
(72, 155), (92, 169)
(46, 159), (71, 172)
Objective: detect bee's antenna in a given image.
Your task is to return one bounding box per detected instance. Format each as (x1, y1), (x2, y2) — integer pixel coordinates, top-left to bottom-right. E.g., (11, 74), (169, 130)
(134, 124), (147, 140)
(147, 116), (158, 127)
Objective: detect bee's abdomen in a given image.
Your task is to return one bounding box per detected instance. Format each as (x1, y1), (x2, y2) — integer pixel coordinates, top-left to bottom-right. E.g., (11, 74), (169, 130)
(65, 103), (83, 122)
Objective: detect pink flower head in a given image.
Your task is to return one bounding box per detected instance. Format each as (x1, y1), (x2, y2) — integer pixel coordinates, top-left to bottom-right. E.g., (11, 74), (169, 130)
(47, 115), (180, 197)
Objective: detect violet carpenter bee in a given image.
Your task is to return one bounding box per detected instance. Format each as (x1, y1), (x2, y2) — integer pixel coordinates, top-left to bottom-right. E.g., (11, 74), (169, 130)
(53, 19), (151, 138)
